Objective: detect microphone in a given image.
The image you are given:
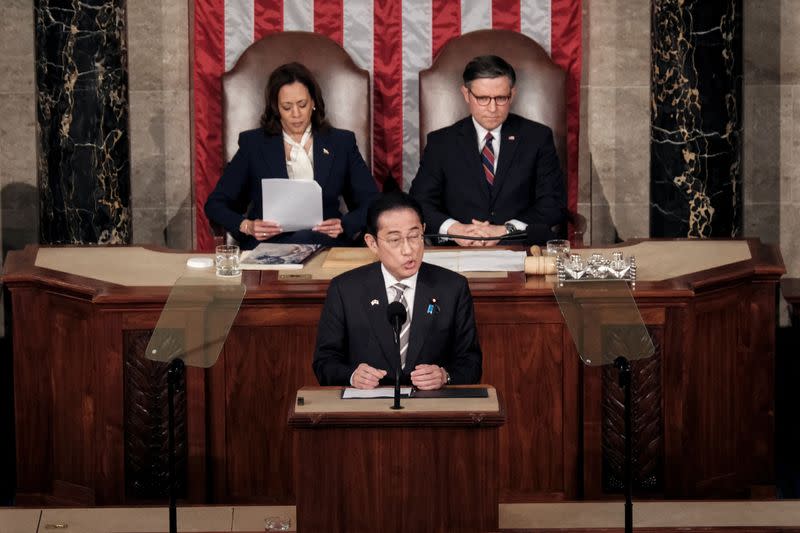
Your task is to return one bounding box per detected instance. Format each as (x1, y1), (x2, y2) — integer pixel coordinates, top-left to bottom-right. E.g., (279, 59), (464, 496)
(386, 301), (407, 343)
(386, 301), (407, 410)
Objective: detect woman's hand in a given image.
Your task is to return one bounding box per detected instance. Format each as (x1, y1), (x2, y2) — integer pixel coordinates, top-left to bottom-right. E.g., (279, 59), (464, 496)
(313, 218), (344, 239)
(241, 219), (283, 240)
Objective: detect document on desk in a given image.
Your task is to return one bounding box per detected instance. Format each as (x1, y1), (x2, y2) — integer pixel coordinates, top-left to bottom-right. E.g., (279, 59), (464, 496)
(423, 250), (526, 272)
(261, 179), (323, 231)
(342, 387), (413, 399)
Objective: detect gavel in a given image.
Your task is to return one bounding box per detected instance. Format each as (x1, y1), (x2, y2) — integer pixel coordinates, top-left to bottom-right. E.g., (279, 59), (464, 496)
(524, 245), (557, 276)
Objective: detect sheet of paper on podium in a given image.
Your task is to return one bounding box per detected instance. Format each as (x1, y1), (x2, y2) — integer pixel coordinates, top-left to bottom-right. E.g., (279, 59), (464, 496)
(320, 248), (525, 272)
(342, 386), (412, 399)
(423, 249), (526, 271)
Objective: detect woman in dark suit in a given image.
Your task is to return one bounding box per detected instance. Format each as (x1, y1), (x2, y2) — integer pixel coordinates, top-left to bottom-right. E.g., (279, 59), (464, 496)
(204, 62), (378, 249)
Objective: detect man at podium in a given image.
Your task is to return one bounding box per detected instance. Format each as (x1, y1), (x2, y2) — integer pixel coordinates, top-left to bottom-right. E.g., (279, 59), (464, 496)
(312, 191), (482, 390)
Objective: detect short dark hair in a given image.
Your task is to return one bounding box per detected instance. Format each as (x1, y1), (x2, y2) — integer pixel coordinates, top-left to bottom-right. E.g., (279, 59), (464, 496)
(260, 62), (331, 135)
(462, 55), (516, 87)
(365, 191), (425, 237)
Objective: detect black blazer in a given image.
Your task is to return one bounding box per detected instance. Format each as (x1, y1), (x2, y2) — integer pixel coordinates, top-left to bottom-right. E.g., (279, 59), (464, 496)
(204, 127), (378, 248)
(312, 261), (482, 386)
(410, 114), (566, 244)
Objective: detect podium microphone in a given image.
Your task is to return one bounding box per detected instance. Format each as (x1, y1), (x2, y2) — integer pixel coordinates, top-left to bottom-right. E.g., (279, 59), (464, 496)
(386, 301), (407, 410)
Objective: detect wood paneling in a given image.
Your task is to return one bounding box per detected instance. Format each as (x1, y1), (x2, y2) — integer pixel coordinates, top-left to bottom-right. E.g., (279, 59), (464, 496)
(123, 330), (187, 501)
(3, 241), (785, 505)
(601, 327), (663, 493)
(211, 324), (319, 502)
(291, 410), (501, 533)
(11, 288), (53, 495)
(480, 319), (573, 500)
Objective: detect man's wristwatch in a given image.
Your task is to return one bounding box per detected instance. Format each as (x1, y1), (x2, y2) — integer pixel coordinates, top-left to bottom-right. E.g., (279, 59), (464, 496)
(504, 223), (516, 235)
(444, 370), (451, 385)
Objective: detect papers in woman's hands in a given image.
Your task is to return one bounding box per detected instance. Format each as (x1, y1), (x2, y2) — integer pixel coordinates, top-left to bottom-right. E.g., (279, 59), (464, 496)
(240, 243), (320, 270)
(261, 179), (323, 231)
(422, 250), (527, 272)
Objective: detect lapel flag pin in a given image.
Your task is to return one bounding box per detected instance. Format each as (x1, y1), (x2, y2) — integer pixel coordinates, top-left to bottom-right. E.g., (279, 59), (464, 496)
(370, 299), (379, 306)
(323, 148), (330, 155)
(508, 135), (515, 141)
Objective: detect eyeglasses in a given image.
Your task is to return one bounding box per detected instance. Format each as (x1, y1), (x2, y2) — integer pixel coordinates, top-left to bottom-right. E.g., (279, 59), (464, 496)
(378, 232), (425, 249)
(468, 88), (511, 106)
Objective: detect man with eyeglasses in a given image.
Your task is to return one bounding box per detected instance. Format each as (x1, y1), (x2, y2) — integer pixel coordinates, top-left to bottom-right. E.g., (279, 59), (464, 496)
(313, 191), (482, 390)
(410, 54), (566, 246)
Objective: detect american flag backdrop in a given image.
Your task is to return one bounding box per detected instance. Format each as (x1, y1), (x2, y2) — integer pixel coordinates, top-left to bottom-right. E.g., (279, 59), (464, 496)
(193, 0), (582, 250)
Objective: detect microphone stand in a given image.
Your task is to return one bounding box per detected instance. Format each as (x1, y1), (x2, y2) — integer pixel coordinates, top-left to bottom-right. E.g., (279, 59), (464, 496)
(614, 356), (633, 533)
(390, 320), (403, 410)
(167, 358), (185, 533)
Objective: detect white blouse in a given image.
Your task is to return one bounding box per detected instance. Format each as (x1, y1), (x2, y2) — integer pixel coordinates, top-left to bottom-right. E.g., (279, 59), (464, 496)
(283, 125), (314, 180)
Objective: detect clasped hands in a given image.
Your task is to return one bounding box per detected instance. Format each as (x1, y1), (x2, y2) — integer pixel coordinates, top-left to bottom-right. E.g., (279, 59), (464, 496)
(351, 363), (448, 390)
(448, 219), (507, 247)
(240, 218), (343, 240)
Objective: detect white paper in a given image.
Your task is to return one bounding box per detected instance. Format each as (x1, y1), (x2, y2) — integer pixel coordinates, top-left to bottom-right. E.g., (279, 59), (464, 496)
(342, 387), (413, 399)
(423, 250), (526, 272)
(261, 179), (323, 231)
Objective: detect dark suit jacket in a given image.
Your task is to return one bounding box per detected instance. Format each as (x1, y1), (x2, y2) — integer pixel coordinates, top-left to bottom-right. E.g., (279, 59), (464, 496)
(204, 127), (378, 248)
(313, 261), (482, 386)
(410, 114), (566, 244)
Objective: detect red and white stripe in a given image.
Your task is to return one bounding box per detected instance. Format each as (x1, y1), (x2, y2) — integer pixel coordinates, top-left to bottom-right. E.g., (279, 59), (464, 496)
(194, 0), (581, 250)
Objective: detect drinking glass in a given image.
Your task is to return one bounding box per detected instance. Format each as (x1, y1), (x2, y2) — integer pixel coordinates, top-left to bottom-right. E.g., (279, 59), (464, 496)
(546, 239), (571, 259)
(215, 244), (241, 277)
(264, 516), (291, 531)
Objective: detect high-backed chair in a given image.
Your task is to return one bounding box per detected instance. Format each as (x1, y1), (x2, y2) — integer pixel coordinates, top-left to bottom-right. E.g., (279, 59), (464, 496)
(418, 30), (584, 242)
(223, 31), (371, 167)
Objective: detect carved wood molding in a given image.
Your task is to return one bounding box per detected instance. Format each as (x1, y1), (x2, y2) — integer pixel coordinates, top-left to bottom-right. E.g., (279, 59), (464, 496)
(123, 330), (187, 500)
(602, 326), (664, 492)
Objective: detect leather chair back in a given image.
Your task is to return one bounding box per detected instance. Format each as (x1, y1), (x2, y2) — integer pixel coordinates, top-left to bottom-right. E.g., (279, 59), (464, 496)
(419, 30), (566, 173)
(222, 31), (371, 168)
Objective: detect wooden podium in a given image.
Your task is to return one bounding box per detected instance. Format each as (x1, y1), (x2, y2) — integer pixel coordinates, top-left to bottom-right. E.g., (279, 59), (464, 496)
(288, 386), (505, 533)
(2, 240), (786, 504)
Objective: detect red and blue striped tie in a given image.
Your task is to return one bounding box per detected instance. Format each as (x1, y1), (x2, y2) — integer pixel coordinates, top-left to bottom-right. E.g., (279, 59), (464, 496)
(482, 132), (495, 186)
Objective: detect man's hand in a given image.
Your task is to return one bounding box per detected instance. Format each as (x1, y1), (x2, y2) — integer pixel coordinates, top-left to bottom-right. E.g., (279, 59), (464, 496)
(470, 219), (507, 246)
(313, 218), (344, 238)
(448, 222), (488, 247)
(351, 363), (387, 389)
(410, 364), (448, 390)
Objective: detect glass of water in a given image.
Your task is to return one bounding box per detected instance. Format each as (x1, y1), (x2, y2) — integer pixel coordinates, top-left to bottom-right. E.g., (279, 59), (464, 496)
(264, 516), (291, 531)
(546, 239), (571, 259)
(215, 244), (241, 277)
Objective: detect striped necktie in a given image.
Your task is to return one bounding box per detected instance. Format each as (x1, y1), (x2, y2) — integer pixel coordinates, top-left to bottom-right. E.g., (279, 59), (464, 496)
(481, 132), (495, 186)
(391, 282), (411, 369)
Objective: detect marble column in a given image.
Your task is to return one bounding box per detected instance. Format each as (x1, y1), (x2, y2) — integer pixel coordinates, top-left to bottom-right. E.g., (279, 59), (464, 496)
(650, 0), (742, 238)
(35, 0), (131, 244)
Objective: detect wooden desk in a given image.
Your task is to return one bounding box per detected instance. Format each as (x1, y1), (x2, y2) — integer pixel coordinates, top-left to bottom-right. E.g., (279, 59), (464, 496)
(289, 386), (504, 533)
(2, 240), (784, 505)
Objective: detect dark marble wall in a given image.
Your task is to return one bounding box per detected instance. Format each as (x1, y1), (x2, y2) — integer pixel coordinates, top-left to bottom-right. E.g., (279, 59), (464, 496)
(35, 0), (131, 244)
(650, 0), (742, 238)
